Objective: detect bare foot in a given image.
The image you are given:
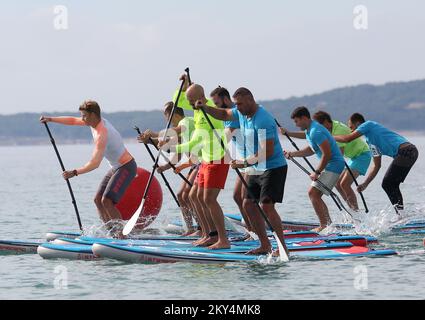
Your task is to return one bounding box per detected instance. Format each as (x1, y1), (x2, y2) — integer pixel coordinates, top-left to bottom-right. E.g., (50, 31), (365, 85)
(245, 246), (272, 255)
(182, 230), (196, 237)
(208, 240), (231, 250)
(311, 226), (327, 233)
(195, 236), (218, 247)
(192, 237), (207, 246)
(188, 230), (203, 237)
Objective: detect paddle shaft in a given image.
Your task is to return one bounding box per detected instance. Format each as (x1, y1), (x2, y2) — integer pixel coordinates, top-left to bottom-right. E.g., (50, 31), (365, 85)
(344, 162), (369, 213)
(274, 119), (343, 212)
(137, 79), (186, 210)
(43, 122), (83, 231)
(138, 133), (181, 208)
(148, 138), (192, 187)
(135, 126), (192, 187)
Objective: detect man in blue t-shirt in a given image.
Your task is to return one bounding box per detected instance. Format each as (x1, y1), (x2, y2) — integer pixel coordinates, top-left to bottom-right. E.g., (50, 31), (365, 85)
(284, 107), (345, 232)
(194, 87), (289, 256)
(335, 113), (419, 211)
(209, 86), (254, 235)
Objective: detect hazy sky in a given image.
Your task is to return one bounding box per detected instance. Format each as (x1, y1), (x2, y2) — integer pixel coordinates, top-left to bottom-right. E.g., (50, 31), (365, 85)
(1, 0), (424, 114)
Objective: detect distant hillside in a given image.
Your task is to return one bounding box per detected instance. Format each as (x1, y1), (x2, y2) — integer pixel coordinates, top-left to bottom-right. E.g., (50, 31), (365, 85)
(0, 110), (166, 145)
(1, 79), (424, 145)
(264, 79), (425, 131)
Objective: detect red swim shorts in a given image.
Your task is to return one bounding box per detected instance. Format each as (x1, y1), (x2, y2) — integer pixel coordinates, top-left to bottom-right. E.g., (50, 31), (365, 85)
(196, 161), (230, 189)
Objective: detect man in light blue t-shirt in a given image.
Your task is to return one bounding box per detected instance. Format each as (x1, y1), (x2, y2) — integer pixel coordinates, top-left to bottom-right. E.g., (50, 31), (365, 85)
(335, 113), (418, 211)
(194, 87), (289, 256)
(284, 106), (345, 232)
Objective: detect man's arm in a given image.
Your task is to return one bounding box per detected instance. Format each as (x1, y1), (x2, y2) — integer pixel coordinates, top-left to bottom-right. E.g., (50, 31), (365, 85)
(358, 156), (382, 192)
(76, 135), (106, 175)
(334, 130), (362, 143)
(279, 127), (306, 139)
(195, 102), (234, 121)
(286, 146), (315, 158)
(315, 140), (332, 174)
(172, 130), (203, 154)
(40, 116), (85, 126)
(243, 138), (274, 166)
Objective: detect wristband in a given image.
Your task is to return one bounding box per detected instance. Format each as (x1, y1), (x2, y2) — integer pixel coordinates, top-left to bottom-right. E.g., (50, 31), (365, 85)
(73, 169), (78, 177)
(314, 169), (321, 175)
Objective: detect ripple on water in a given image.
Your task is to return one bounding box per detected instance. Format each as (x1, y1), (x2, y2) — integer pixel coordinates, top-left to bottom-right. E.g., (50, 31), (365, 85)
(1, 143), (425, 299)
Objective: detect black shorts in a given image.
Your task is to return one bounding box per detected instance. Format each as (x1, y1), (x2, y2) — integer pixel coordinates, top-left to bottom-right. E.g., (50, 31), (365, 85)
(97, 159), (137, 204)
(245, 166), (287, 204)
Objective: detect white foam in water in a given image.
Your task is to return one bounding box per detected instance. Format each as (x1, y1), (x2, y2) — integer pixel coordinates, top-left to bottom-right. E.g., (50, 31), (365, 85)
(325, 203), (425, 236)
(258, 253), (281, 265)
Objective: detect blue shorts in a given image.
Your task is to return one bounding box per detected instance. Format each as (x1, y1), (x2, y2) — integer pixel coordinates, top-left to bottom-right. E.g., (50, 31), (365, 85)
(347, 151), (371, 176)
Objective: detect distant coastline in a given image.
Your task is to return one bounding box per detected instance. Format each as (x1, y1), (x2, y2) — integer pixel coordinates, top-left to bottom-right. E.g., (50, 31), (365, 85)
(1, 133), (424, 147)
(0, 137), (138, 147)
(1, 79), (424, 146)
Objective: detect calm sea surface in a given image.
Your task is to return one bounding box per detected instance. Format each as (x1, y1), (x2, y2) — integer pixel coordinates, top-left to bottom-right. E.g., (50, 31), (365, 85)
(0, 136), (424, 300)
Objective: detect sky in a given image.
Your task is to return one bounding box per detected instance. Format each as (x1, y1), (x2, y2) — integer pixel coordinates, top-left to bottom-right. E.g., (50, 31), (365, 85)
(1, 0), (424, 114)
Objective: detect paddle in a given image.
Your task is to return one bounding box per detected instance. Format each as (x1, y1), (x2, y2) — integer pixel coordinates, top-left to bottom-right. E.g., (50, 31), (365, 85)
(185, 68), (289, 262)
(145, 136), (192, 187)
(134, 126), (181, 208)
(42, 122), (83, 232)
(123, 78), (186, 236)
(274, 119), (343, 212)
(344, 162), (369, 213)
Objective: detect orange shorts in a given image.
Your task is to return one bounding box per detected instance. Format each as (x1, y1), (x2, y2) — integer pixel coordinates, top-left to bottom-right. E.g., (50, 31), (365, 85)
(196, 162), (230, 189)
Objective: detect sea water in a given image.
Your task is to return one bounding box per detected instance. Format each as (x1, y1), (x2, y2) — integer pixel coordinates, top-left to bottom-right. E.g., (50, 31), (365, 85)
(0, 137), (424, 300)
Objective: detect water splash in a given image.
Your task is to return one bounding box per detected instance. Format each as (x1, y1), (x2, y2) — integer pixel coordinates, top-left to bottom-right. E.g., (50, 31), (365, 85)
(324, 203), (425, 237)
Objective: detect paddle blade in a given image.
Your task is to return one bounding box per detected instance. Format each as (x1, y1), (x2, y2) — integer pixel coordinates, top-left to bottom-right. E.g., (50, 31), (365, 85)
(272, 231), (290, 262)
(122, 199), (145, 236)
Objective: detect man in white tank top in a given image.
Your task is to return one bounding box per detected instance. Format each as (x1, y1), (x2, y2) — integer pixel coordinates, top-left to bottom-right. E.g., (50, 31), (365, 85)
(40, 101), (137, 236)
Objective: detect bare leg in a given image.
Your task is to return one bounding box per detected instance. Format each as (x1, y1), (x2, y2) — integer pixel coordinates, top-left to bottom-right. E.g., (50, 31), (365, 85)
(177, 179), (195, 235)
(101, 197), (125, 238)
(243, 199), (272, 254)
(340, 170), (359, 211)
(335, 175), (349, 205)
(261, 202), (288, 252)
(234, 174), (254, 232)
(94, 194), (110, 223)
(204, 188), (231, 250)
(101, 197), (122, 220)
(193, 187), (216, 246)
(308, 187), (332, 231)
(185, 168), (201, 236)
(189, 185), (210, 243)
